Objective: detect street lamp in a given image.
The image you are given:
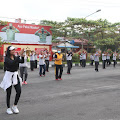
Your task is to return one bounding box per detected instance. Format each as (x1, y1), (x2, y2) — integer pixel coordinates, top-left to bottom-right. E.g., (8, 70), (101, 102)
(81, 9), (101, 49)
(84, 9), (101, 19)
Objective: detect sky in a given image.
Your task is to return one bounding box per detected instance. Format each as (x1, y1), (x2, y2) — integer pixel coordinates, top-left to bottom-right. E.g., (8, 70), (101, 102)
(0, 0), (120, 24)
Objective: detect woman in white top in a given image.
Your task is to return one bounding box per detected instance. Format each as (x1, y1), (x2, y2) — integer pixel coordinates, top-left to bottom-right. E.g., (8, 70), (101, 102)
(34, 52), (38, 69)
(45, 51), (50, 72)
(19, 51), (28, 85)
(102, 51), (107, 69)
(113, 52), (117, 67)
(90, 53), (94, 66)
(30, 51), (35, 71)
(79, 53), (82, 66)
(39, 51), (46, 76)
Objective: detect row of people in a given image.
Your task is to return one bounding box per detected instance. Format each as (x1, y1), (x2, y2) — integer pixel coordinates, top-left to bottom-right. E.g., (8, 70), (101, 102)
(0, 46), (120, 115)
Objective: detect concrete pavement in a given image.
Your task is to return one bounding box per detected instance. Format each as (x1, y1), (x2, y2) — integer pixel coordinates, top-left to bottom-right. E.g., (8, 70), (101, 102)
(0, 65), (120, 120)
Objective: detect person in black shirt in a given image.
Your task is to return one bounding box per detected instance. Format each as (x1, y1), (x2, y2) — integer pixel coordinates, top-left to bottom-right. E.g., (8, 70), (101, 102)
(0, 46), (24, 115)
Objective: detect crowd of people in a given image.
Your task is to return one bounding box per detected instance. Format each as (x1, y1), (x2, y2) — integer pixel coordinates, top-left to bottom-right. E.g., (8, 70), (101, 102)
(0, 46), (119, 115)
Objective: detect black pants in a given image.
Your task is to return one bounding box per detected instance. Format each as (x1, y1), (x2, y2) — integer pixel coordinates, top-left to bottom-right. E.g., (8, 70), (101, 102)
(39, 64), (46, 75)
(20, 67), (28, 81)
(95, 61), (99, 71)
(6, 77), (21, 108)
(91, 60), (94, 66)
(107, 59), (111, 65)
(4, 62), (6, 72)
(45, 60), (49, 71)
(67, 60), (71, 74)
(113, 60), (116, 67)
(30, 61), (35, 71)
(102, 60), (106, 69)
(80, 60), (82, 66)
(55, 65), (63, 79)
(70, 60), (72, 68)
(82, 59), (86, 67)
(35, 60), (37, 68)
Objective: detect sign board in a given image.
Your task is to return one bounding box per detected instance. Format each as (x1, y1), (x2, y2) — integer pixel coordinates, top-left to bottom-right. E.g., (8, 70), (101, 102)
(0, 23), (52, 44)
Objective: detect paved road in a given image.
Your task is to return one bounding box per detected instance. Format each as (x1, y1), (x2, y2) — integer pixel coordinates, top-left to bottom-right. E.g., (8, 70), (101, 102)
(0, 65), (120, 120)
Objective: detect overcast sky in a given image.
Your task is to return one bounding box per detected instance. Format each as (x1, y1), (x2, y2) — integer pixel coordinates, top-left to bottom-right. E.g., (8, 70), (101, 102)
(0, 0), (120, 24)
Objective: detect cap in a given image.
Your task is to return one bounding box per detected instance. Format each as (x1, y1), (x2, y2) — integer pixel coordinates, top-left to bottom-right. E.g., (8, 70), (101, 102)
(9, 46), (17, 51)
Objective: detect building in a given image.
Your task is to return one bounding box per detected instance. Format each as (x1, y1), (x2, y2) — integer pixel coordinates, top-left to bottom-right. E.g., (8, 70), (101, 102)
(0, 22), (52, 62)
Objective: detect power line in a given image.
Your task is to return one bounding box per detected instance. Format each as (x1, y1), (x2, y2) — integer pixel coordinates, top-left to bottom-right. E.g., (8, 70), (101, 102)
(0, 17), (40, 22)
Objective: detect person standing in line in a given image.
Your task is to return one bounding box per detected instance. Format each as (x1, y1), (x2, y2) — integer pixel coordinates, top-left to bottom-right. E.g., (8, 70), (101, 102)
(0, 46), (24, 115)
(54, 49), (63, 80)
(113, 52), (117, 68)
(106, 52), (111, 66)
(94, 51), (100, 72)
(82, 51), (87, 68)
(90, 53), (94, 66)
(102, 51), (107, 69)
(19, 51), (28, 85)
(39, 51), (46, 77)
(45, 51), (50, 72)
(69, 50), (73, 69)
(30, 51), (35, 71)
(66, 51), (72, 74)
(34, 52), (38, 69)
(79, 52), (82, 66)
(4, 51), (7, 72)
(119, 53), (120, 62)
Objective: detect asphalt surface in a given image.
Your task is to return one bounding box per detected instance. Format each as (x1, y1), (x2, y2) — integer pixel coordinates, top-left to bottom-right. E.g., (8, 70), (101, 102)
(0, 65), (120, 120)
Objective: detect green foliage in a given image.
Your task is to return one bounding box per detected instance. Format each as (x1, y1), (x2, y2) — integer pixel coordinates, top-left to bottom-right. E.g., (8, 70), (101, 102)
(0, 62), (4, 69)
(0, 20), (7, 26)
(40, 18), (120, 51)
(72, 53), (79, 62)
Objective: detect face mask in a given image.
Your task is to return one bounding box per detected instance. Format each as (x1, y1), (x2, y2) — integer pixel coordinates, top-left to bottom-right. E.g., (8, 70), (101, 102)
(58, 51), (61, 53)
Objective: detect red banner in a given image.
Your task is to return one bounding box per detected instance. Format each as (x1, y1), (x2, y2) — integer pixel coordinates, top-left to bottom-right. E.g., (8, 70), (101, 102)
(0, 22), (52, 35)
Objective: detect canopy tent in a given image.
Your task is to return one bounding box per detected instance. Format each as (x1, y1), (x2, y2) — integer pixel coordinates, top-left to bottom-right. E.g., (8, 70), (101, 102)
(57, 42), (79, 48)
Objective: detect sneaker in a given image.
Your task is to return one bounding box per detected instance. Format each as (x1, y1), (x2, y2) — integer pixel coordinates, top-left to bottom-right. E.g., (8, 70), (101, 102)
(24, 81), (27, 85)
(40, 75), (42, 77)
(56, 79), (58, 80)
(59, 78), (62, 80)
(22, 82), (24, 85)
(6, 108), (13, 115)
(12, 106), (19, 114)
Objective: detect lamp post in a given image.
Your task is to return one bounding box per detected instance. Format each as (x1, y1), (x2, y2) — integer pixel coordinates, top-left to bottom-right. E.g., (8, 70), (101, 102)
(81, 9), (101, 50)
(84, 9), (101, 19)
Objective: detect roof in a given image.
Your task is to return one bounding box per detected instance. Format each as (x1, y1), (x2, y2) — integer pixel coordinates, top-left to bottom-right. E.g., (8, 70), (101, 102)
(57, 42), (79, 48)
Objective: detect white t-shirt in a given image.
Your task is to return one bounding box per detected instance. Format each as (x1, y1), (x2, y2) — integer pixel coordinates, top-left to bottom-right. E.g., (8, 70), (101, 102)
(107, 54), (110, 59)
(66, 54), (71, 60)
(19, 56), (28, 67)
(34, 54), (37, 60)
(39, 54), (45, 65)
(30, 53), (35, 61)
(94, 53), (99, 62)
(82, 53), (86, 60)
(80, 54), (82, 60)
(90, 55), (94, 60)
(45, 54), (50, 60)
(113, 54), (117, 60)
(102, 54), (106, 60)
